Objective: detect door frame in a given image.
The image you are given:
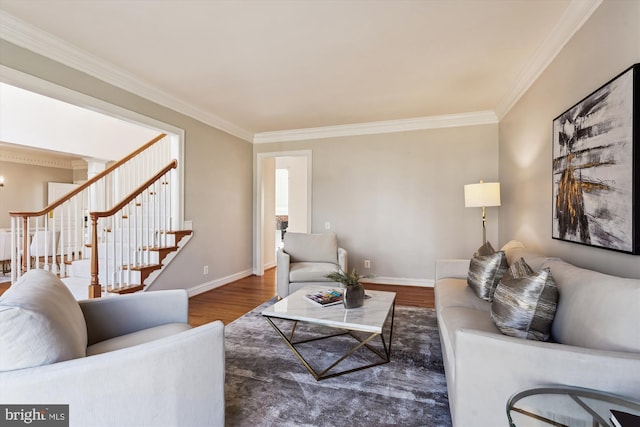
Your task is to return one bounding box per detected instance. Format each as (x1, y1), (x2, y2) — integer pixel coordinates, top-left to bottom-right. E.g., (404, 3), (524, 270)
(254, 149), (312, 275)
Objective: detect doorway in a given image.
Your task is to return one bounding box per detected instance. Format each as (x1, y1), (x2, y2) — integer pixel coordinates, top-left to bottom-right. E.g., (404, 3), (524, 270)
(254, 150), (312, 275)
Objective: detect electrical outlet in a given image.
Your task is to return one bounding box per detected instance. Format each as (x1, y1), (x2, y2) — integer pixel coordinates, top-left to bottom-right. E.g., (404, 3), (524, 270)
(364, 260), (371, 269)
(203, 265), (209, 275)
(325, 222), (331, 230)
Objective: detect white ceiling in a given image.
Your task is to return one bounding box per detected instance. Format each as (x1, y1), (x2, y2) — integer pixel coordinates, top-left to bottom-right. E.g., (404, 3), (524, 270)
(0, 0), (601, 142)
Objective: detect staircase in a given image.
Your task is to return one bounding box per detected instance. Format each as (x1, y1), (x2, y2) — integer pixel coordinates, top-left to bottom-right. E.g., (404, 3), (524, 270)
(8, 134), (191, 298)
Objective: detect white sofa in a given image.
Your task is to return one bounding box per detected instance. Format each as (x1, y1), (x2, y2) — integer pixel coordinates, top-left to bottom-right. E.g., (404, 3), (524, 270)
(276, 232), (347, 298)
(0, 270), (225, 427)
(435, 244), (640, 427)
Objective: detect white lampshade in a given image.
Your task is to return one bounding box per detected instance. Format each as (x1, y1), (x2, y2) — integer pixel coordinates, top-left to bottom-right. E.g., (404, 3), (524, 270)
(464, 182), (501, 207)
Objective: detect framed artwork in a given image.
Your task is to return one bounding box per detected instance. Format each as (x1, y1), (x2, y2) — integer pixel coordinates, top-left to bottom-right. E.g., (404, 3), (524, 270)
(552, 63), (639, 254)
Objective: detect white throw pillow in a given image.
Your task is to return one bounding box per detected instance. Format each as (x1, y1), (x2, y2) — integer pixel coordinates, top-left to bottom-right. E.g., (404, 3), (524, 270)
(0, 269), (87, 372)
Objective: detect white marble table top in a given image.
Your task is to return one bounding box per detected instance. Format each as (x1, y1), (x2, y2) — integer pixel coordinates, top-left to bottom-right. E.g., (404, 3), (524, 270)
(262, 285), (396, 333)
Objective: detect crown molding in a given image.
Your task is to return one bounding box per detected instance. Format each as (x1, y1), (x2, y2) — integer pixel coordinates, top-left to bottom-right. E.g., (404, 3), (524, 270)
(494, 0), (603, 119)
(0, 0), (602, 144)
(0, 146), (76, 169)
(0, 11), (254, 143)
(71, 159), (87, 170)
(253, 111), (499, 143)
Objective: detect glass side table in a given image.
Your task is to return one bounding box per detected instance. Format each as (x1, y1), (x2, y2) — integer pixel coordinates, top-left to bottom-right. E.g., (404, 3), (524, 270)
(507, 386), (640, 427)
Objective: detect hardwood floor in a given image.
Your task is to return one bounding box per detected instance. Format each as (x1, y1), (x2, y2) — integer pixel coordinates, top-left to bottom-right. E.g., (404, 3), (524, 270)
(0, 269), (435, 327)
(188, 268), (435, 326)
(189, 269), (278, 327)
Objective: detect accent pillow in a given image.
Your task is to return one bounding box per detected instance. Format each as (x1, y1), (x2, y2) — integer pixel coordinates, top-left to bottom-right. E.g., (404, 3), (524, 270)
(0, 269), (87, 372)
(491, 258), (559, 341)
(467, 241), (508, 302)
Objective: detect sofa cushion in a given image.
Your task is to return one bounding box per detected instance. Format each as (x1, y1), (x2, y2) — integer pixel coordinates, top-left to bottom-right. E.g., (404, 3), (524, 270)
(86, 323), (192, 356)
(439, 306), (501, 358)
(500, 239), (525, 253)
(435, 278), (491, 312)
(0, 269), (87, 372)
(491, 258), (558, 341)
(289, 262), (338, 282)
(467, 241), (508, 302)
(284, 232), (338, 264)
(545, 259), (640, 353)
(503, 246), (555, 271)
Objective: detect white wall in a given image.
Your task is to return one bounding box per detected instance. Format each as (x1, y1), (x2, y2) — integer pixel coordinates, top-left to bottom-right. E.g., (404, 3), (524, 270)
(499, 0), (640, 278)
(255, 123), (499, 284)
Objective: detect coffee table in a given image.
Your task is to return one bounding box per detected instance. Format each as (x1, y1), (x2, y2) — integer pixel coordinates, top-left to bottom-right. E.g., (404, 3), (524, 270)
(262, 285), (396, 381)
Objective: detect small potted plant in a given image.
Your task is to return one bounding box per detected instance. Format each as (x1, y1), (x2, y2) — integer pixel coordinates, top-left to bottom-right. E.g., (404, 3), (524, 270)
(326, 268), (366, 308)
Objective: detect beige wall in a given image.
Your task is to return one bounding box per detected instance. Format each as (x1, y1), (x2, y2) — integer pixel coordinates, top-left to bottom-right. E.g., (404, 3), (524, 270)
(0, 160), (73, 228)
(0, 39), (254, 292)
(255, 124), (499, 283)
(499, 0), (640, 278)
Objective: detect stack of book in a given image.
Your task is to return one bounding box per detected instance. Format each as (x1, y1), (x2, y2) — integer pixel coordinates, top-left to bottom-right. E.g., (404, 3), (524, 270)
(305, 289), (343, 307)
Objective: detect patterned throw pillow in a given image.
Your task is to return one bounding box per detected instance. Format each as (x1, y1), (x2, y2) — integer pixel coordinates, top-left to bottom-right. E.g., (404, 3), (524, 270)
(491, 258), (559, 341)
(467, 241), (508, 302)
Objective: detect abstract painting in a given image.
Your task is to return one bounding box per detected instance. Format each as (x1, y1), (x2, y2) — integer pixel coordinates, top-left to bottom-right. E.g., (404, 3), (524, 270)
(552, 64), (638, 254)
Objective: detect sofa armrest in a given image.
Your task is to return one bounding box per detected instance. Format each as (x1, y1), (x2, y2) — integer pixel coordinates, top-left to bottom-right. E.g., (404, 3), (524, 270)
(276, 248), (291, 298)
(338, 247), (348, 272)
(435, 259), (470, 280)
(79, 289), (189, 345)
(0, 320), (225, 427)
(453, 328), (640, 427)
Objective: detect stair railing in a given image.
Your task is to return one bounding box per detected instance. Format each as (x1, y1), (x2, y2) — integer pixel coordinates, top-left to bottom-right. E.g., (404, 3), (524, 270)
(9, 133), (172, 286)
(89, 160), (178, 298)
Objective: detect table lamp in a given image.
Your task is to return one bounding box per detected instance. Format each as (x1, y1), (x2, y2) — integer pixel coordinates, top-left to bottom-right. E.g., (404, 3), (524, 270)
(464, 180), (501, 245)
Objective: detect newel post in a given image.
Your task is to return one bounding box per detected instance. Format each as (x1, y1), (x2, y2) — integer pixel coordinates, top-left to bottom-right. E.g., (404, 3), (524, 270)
(88, 213), (101, 298)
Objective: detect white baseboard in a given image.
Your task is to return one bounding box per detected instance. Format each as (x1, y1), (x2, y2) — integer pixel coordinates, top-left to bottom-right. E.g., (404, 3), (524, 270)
(187, 270), (433, 297)
(360, 276), (434, 288)
(187, 269), (254, 297)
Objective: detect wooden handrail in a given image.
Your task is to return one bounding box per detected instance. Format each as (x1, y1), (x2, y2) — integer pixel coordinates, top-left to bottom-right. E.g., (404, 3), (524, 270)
(90, 160), (177, 219)
(9, 133), (167, 217)
(88, 160), (177, 298)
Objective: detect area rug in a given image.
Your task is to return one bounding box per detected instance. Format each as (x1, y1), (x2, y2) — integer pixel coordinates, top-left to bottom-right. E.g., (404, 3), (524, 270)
(224, 298), (452, 427)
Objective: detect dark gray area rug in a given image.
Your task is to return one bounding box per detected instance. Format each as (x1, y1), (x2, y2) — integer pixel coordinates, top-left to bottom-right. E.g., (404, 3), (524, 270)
(224, 298), (452, 427)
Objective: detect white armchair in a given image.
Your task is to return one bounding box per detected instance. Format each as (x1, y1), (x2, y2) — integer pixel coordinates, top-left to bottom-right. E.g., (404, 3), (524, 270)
(276, 232), (348, 298)
(0, 269), (225, 427)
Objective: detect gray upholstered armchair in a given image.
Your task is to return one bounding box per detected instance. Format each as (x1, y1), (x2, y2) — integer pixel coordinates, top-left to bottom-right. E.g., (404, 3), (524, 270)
(276, 232), (348, 298)
(0, 270), (225, 427)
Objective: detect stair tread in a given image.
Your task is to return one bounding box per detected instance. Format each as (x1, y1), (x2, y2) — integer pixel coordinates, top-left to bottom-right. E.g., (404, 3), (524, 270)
(107, 284), (144, 294)
(124, 263), (163, 271)
(142, 245), (178, 251)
